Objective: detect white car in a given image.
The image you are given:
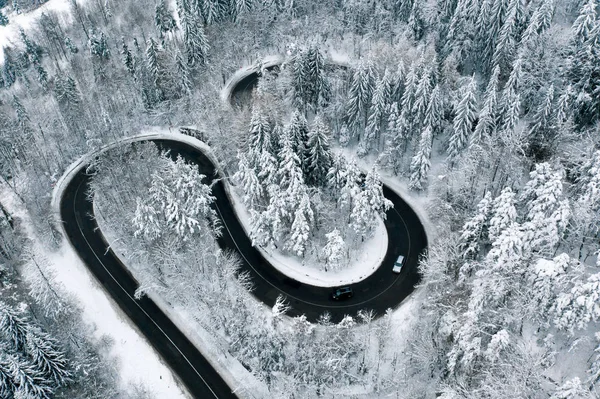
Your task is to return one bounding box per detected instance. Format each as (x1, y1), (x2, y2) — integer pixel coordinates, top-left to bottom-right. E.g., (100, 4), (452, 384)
(392, 255), (405, 274)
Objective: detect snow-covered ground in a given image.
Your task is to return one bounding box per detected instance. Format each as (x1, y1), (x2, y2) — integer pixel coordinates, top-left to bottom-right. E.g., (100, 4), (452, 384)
(0, 186), (190, 399)
(228, 187), (389, 287)
(0, 0), (76, 63)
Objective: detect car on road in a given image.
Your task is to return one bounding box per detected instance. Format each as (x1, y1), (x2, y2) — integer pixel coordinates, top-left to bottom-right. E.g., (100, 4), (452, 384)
(331, 287), (353, 300)
(392, 255), (405, 274)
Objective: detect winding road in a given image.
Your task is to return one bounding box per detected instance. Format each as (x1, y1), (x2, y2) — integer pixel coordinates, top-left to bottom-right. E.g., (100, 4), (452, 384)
(59, 137), (427, 397)
(58, 59), (428, 398)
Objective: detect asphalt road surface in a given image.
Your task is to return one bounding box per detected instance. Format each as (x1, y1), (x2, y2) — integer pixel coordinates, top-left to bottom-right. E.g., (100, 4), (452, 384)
(59, 138), (428, 397)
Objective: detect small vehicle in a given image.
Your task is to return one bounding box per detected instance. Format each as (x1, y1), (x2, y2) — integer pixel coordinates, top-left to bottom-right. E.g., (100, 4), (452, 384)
(331, 287), (353, 300)
(392, 255), (405, 274)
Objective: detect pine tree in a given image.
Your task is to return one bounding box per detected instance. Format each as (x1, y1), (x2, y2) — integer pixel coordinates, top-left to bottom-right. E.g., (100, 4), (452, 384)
(322, 229), (345, 270)
(287, 110), (309, 173)
(175, 51), (192, 94)
(472, 65), (500, 146)
(121, 38), (135, 76)
(0, 303), (30, 353)
(292, 46), (329, 109)
(346, 60), (375, 133)
(529, 84), (555, 139)
(400, 64), (418, 118)
(276, 130), (306, 222)
(480, 0), (511, 70)
(499, 57), (523, 132)
(54, 75), (80, 110)
(306, 115), (333, 187)
(520, 0), (555, 44)
(247, 104), (273, 166)
(424, 84), (444, 137)
(0, 355), (15, 398)
(364, 76), (388, 153)
(145, 37), (164, 101)
(351, 165), (393, 238)
(10, 355), (52, 399)
(285, 193), (313, 257)
(409, 125), (433, 191)
(64, 37), (78, 54)
(412, 66), (433, 130)
(572, 0), (597, 43)
(458, 192), (493, 260)
(236, 0), (253, 14)
(492, 0), (525, 71)
(155, 0), (177, 41)
(489, 186), (518, 242)
(26, 330), (71, 387)
(520, 163), (570, 254)
(183, 11), (209, 67)
(88, 30), (110, 60)
(577, 150), (600, 211)
(235, 152), (264, 208)
(408, 1), (425, 40)
(448, 76), (477, 160)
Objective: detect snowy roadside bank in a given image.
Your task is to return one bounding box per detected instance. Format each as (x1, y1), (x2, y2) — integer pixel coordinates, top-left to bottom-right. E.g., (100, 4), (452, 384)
(51, 128), (269, 398)
(1, 185), (189, 399)
(93, 198), (269, 399)
(227, 188), (389, 287)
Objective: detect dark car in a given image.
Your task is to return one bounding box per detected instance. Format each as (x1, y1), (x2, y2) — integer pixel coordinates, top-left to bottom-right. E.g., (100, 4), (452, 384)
(331, 287), (353, 300)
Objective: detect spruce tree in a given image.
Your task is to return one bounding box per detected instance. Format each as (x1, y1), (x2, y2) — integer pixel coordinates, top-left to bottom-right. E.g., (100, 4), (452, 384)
(183, 11), (210, 67)
(409, 125), (433, 191)
(287, 110), (309, 175)
(346, 60), (375, 133)
(472, 65), (500, 146)
(155, 0), (177, 41)
(412, 66), (433, 130)
(424, 84), (444, 137)
(364, 76), (388, 153)
(121, 38), (135, 76)
(26, 331), (71, 387)
(175, 51), (192, 95)
(448, 76), (477, 160)
(247, 105), (273, 167)
(145, 37), (164, 102)
(306, 115), (333, 187)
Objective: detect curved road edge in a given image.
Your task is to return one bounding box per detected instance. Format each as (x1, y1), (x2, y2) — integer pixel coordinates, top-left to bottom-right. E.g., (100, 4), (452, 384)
(51, 130), (249, 399)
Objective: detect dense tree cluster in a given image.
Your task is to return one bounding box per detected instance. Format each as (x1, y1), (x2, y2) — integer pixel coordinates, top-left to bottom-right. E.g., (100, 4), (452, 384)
(235, 96), (391, 264)
(1, 0), (600, 397)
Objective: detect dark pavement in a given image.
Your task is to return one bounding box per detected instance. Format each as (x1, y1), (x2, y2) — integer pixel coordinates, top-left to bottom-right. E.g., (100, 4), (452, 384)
(59, 138), (427, 398)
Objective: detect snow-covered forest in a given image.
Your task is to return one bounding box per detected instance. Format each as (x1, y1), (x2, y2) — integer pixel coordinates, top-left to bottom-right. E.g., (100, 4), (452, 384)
(1, 0), (600, 397)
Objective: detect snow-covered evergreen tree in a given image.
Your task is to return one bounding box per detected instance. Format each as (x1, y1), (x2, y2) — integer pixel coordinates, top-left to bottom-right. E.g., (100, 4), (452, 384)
(235, 152), (263, 208)
(489, 187), (518, 242)
(287, 110), (309, 175)
(424, 84), (444, 137)
(472, 65), (500, 146)
(520, 163), (570, 255)
(182, 10), (209, 67)
(120, 38), (135, 76)
(155, 0), (177, 41)
(409, 126), (433, 191)
(26, 330), (71, 387)
(346, 60), (375, 133)
(351, 165), (392, 238)
(448, 76), (477, 160)
(0, 302), (29, 352)
(322, 229), (345, 270)
(285, 193), (313, 257)
(364, 76), (389, 153)
(458, 192), (493, 260)
(306, 115), (333, 187)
